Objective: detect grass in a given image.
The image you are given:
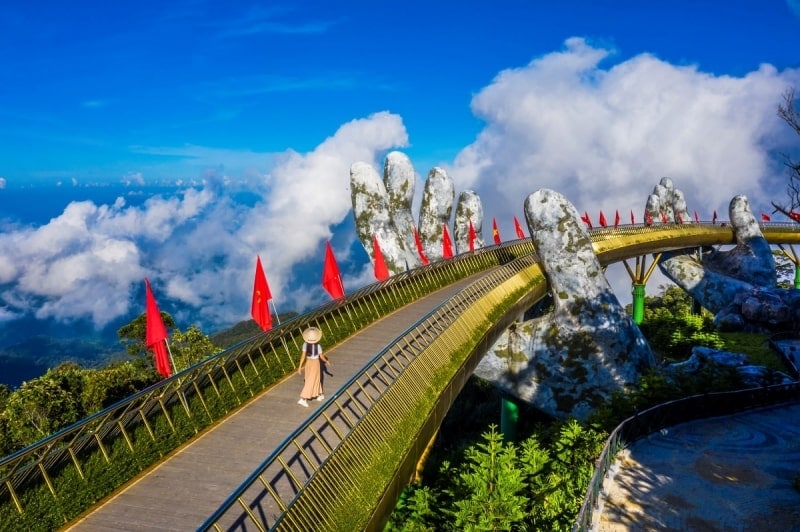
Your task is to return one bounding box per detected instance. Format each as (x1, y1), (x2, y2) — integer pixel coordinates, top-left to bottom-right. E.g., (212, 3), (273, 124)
(719, 332), (787, 372)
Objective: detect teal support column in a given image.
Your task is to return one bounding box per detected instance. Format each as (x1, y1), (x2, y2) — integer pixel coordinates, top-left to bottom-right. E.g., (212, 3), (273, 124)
(500, 396), (518, 442)
(632, 284), (646, 325)
(795, 266), (800, 289)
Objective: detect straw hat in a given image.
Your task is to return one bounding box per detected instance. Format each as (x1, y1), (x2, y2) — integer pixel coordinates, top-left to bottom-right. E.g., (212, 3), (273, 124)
(302, 326), (323, 344)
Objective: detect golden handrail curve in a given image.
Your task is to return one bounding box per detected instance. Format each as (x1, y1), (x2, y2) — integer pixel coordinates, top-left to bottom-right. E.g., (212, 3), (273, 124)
(200, 221), (800, 531)
(1, 222), (798, 528)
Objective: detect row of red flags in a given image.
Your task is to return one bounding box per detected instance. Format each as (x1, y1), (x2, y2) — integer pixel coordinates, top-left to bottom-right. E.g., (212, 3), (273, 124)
(578, 209), (780, 228)
(145, 207), (789, 378)
(145, 215), (530, 377)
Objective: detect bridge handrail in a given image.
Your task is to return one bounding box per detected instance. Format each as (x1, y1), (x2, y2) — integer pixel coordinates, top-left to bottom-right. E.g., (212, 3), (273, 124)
(198, 251), (544, 530)
(0, 238), (535, 518)
(198, 221), (800, 530)
(2, 221), (798, 524)
(572, 382), (800, 531)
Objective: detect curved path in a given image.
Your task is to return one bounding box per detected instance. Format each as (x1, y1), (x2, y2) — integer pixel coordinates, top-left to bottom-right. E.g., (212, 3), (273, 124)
(595, 402), (800, 530)
(64, 278), (476, 531)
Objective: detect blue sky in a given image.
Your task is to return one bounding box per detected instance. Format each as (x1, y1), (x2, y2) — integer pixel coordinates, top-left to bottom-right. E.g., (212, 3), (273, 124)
(0, 1), (800, 336)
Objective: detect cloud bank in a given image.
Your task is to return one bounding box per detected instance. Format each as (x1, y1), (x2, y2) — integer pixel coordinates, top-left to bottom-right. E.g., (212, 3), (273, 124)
(1, 39), (799, 335)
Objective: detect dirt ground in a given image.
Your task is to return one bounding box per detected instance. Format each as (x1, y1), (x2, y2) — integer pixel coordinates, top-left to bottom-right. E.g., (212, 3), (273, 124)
(593, 403), (800, 531)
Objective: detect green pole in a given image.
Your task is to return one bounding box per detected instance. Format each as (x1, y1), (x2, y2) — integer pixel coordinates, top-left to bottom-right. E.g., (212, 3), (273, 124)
(632, 284), (646, 324)
(500, 396), (518, 442)
(795, 265), (800, 289)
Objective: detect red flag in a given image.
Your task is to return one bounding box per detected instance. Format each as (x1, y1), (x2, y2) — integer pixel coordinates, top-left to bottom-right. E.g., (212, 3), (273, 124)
(660, 211), (668, 223)
(322, 241), (345, 299)
(694, 210), (699, 222)
(614, 210), (620, 228)
(712, 210), (718, 224)
(676, 212), (683, 224)
(790, 211), (800, 223)
(145, 278), (172, 378)
(413, 227), (429, 265)
(581, 211), (592, 229)
(630, 210), (635, 225)
(645, 211), (653, 226)
(372, 235), (390, 281)
(513, 216), (525, 238)
(468, 220), (476, 253)
(251, 256), (272, 331)
(599, 211), (607, 227)
(492, 217), (501, 245)
(760, 213), (771, 222)
(442, 224), (454, 259)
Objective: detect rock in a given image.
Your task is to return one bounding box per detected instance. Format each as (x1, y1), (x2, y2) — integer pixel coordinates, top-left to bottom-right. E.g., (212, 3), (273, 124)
(453, 190), (485, 254)
(350, 162), (409, 275)
(651, 180), (795, 331)
(475, 189), (654, 420)
(418, 167), (455, 262)
(666, 346), (794, 387)
(384, 152), (422, 269)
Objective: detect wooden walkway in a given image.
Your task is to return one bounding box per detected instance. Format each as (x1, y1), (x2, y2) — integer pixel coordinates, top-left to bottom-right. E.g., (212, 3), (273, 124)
(64, 279), (474, 531)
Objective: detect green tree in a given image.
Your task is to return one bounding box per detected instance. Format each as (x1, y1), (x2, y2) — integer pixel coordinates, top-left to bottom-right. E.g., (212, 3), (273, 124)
(0, 385), (12, 456)
(170, 324), (221, 372)
(0, 384), (9, 409)
(1, 373), (81, 448)
(527, 420), (605, 531)
(447, 425), (527, 531)
(385, 486), (437, 531)
(117, 311), (176, 372)
(635, 285), (722, 361)
(80, 361), (155, 413)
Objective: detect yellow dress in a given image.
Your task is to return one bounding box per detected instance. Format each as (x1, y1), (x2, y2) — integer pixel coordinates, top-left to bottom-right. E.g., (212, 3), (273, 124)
(300, 343), (324, 399)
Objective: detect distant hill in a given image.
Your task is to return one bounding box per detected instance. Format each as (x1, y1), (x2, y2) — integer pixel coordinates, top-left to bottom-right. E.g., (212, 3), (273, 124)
(210, 312), (298, 349)
(0, 335), (127, 389)
(0, 312), (299, 390)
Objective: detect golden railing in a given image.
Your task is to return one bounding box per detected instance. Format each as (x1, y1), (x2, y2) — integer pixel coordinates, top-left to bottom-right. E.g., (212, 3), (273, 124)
(199, 221), (800, 531)
(2, 221), (800, 528)
(0, 238), (534, 524)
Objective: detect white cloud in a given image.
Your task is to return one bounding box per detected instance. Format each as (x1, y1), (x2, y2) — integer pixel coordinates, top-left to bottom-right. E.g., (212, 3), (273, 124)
(0, 111), (407, 329)
(452, 37), (800, 229)
(2, 39), (799, 334)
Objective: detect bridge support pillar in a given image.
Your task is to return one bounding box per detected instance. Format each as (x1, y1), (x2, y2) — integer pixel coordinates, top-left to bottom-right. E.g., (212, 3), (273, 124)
(500, 396), (518, 442)
(631, 284), (646, 325)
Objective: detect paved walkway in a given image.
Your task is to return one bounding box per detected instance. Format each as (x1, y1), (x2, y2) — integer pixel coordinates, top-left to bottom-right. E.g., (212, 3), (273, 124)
(63, 279), (476, 531)
(595, 402), (800, 531)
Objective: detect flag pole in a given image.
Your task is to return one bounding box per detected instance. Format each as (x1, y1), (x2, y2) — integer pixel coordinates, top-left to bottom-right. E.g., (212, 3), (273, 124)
(269, 299), (281, 325)
(164, 339), (177, 375)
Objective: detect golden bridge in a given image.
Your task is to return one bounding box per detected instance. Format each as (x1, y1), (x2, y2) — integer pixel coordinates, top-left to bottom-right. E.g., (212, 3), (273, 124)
(2, 222), (800, 531)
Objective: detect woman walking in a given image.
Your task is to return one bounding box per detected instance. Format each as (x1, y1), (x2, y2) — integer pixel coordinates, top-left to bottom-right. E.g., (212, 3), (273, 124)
(297, 326), (329, 407)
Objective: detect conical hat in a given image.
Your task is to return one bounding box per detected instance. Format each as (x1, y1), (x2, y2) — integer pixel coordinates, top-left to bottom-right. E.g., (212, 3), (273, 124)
(302, 326), (323, 344)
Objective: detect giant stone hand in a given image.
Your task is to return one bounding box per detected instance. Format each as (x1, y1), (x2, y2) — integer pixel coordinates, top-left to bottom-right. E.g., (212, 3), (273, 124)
(647, 178), (793, 331)
(475, 189), (654, 421)
(350, 151), (485, 274)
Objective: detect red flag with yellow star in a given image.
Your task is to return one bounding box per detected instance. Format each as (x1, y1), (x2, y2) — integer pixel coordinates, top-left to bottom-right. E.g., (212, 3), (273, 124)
(492, 217), (501, 245)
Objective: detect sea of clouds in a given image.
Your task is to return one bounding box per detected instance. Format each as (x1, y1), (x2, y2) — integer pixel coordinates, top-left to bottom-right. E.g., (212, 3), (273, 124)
(1, 38), (799, 337)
